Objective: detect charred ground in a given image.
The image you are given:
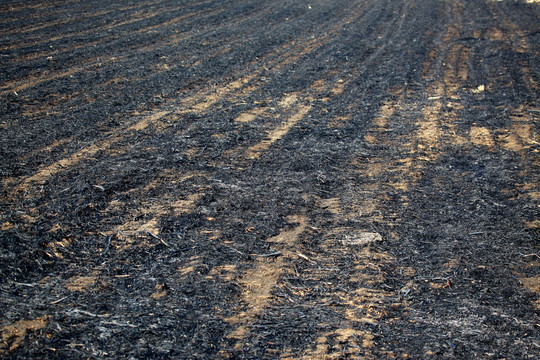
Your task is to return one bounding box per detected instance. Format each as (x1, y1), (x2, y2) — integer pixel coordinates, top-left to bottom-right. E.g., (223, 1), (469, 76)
(1, 0), (539, 358)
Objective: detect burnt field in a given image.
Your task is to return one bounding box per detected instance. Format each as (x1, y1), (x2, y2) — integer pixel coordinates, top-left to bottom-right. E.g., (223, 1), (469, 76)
(1, 0), (539, 358)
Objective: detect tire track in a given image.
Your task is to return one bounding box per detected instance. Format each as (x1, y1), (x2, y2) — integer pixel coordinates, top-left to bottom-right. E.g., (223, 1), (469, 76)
(6, 0), (372, 179)
(218, 1), (422, 357)
(352, 2), (540, 355)
(0, 0), (191, 46)
(0, 8), (224, 93)
(481, 1), (540, 306)
(4, 1), (373, 229)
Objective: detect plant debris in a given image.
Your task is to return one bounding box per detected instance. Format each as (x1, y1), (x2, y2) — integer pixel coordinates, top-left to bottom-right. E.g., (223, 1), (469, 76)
(0, 0), (539, 358)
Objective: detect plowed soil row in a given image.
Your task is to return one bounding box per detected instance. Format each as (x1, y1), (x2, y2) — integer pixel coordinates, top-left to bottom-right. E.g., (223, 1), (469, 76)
(1, 0), (539, 358)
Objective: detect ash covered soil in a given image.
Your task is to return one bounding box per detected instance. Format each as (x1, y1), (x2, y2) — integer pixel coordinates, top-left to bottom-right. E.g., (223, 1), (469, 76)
(1, 0), (540, 358)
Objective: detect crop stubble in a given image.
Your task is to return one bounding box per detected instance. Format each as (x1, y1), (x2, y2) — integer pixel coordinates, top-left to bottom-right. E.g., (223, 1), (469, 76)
(1, 0), (539, 358)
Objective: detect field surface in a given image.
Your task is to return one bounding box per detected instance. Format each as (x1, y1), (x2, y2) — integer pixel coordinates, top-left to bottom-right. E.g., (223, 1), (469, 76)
(1, 0), (539, 358)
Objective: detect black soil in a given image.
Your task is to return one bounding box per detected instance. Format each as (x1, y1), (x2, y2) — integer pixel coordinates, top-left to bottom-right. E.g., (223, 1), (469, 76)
(1, 0), (539, 359)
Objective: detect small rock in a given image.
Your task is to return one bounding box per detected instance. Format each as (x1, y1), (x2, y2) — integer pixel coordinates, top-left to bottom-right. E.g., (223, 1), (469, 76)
(341, 232), (382, 245)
